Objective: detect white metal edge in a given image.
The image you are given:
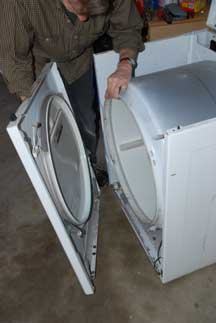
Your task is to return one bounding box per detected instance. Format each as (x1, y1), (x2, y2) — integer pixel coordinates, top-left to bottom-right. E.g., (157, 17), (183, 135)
(207, 0), (216, 31)
(115, 189), (162, 271)
(7, 123), (94, 295)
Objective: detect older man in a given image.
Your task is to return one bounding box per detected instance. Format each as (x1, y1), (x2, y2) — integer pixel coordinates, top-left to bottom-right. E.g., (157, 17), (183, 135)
(0, 0), (143, 171)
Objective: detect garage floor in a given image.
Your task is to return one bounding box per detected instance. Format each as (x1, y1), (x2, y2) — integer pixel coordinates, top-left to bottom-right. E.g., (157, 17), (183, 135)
(0, 75), (216, 323)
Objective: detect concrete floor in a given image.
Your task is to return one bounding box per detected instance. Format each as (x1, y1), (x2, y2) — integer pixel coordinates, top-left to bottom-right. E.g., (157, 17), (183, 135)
(0, 75), (216, 323)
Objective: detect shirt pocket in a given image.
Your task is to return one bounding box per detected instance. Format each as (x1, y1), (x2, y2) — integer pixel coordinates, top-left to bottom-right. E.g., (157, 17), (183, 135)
(35, 34), (70, 62)
(78, 31), (105, 52)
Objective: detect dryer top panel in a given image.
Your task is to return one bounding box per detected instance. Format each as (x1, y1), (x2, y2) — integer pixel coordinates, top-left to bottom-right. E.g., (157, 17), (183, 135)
(129, 61), (216, 133)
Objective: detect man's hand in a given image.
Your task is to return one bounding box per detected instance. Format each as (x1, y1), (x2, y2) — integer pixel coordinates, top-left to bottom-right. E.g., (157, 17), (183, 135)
(20, 96), (27, 102)
(105, 61), (132, 99)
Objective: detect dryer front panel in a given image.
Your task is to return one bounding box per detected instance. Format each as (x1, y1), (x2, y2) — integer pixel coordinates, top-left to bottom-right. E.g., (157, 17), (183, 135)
(7, 63), (100, 295)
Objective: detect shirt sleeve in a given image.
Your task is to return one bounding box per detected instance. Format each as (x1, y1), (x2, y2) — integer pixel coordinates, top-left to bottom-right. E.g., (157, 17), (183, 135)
(0, 0), (34, 97)
(108, 0), (144, 53)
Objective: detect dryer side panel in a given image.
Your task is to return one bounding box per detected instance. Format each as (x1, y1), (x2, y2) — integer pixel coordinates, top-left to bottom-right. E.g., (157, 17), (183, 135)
(162, 120), (216, 283)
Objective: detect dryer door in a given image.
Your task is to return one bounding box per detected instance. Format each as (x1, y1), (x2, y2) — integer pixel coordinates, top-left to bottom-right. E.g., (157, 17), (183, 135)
(7, 63), (100, 295)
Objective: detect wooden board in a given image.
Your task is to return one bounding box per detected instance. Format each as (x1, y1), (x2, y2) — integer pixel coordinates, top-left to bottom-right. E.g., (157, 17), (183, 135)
(149, 10), (209, 41)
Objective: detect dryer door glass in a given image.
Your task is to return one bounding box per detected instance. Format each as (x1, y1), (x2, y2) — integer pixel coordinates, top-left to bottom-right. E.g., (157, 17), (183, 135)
(41, 95), (92, 225)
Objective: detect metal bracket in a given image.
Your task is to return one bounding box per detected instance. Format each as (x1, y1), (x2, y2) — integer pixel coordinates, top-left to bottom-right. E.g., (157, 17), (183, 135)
(32, 123), (42, 158)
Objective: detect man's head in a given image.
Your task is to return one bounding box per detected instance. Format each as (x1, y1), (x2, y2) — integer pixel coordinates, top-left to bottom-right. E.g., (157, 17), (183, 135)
(62, 0), (110, 22)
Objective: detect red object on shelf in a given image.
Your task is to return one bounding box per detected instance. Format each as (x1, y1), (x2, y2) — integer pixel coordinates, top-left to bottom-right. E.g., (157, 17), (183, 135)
(136, 0), (145, 16)
(157, 7), (165, 19)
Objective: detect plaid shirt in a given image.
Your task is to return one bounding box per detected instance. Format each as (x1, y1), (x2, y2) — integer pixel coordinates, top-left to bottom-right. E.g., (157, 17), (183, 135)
(0, 0), (144, 97)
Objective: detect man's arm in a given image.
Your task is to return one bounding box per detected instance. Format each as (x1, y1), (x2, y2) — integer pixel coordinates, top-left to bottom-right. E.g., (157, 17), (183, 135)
(106, 0), (144, 99)
(0, 0), (34, 100)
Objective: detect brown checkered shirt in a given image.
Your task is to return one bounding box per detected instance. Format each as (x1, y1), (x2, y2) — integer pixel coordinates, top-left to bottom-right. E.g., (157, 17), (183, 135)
(0, 0), (144, 97)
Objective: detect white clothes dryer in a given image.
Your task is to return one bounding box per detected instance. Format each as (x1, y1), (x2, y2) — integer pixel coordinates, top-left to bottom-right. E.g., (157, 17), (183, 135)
(7, 0), (216, 295)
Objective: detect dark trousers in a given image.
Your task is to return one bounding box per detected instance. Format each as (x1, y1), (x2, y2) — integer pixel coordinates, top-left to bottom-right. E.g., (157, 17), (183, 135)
(61, 64), (99, 164)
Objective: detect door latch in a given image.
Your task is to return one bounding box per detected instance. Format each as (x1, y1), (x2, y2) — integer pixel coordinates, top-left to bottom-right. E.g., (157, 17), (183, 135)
(32, 123), (42, 158)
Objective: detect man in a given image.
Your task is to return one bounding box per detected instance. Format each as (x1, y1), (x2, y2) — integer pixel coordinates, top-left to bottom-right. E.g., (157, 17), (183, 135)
(0, 0), (144, 176)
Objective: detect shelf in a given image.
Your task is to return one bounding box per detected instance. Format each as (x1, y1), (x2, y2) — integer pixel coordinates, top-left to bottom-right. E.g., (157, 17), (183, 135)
(148, 8), (209, 41)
